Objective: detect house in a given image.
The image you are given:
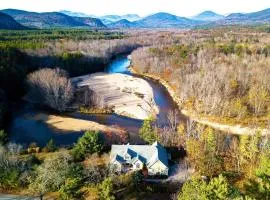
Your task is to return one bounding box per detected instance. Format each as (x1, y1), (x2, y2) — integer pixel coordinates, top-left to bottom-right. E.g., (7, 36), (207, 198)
(110, 141), (169, 176)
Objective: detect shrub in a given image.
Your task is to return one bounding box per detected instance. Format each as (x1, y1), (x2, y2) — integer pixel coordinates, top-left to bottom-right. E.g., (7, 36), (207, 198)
(0, 145), (25, 190)
(84, 165), (109, 185)
(42, 139), (57, 153)
(99, 177), (115, 200)
(131, 171), (144, 191)
(29, 152), (74, 196)
(59, 178), (83, 200)
(0, 130), (7, 145)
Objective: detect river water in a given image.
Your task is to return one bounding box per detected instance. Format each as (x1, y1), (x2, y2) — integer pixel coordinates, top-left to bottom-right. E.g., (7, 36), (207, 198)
(8, 55), (184, 146)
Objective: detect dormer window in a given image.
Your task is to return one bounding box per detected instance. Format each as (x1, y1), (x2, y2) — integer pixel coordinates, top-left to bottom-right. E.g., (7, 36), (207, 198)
(125, 155), (130, 160)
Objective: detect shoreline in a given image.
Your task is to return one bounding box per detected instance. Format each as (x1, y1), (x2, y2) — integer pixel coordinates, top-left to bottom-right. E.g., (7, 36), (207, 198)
(129, 65), (270, 136)
(26, 113), (127, 135)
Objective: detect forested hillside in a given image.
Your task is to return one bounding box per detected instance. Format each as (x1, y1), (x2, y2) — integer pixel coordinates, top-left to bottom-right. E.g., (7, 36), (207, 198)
(0, 12), (27, 30)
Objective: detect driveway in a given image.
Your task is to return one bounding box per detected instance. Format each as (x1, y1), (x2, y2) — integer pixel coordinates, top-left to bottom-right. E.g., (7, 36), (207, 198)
(144, 159), (194, 183)
(0, 195), (38, 200)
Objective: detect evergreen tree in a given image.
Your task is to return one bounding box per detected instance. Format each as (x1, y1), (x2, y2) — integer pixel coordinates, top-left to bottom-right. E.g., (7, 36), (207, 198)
(44, 139), (57, 152)
(99, 177), (115, 200)
(245, 152), (270, 200)
(59, 178), (83, 200)
(239, 135), (250, 165)
(72, 131), (104, 161)
(139, 118), (158, 144)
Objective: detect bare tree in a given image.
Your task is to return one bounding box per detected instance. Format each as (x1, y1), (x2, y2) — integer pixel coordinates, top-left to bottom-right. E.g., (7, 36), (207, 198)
(90, 90), (106, 108)
(27, 68), (74, 112)
(131, 38), (270, 121)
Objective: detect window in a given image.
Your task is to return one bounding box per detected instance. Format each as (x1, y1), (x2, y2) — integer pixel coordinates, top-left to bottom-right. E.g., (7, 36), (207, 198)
(112, 164), (119, 171)
(136, 163), (140, 169)
(124, 155), (130, 160)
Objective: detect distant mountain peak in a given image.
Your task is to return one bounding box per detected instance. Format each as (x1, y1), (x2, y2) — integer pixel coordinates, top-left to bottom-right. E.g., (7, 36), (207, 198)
(193, 11), (224, 21)
(146, 12), (179, 20)
(199, 11), (220, 16)
(100, 14), (141, 24)
(108, 19), (134, 28)
(134, 12), (199, 28)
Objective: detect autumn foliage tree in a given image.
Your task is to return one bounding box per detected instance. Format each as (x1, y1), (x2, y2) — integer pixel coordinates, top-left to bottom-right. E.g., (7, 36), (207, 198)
(27, 68), (73, 112)
(178, 175), (239, 200)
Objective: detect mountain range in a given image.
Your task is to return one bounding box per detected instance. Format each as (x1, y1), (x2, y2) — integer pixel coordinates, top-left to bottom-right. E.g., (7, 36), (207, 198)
(0, 12), (27, 30)
(1, 9), (105, 29)
(0, 8), (269, 30)
(59, 11), (141, 25)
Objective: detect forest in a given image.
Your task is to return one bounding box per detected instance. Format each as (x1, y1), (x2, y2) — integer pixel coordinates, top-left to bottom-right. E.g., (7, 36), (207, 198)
(132, 28), (270, 126)
(0, 27), (269, 199)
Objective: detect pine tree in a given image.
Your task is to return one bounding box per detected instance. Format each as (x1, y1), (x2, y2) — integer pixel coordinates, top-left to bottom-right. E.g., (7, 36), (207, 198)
(139, 118), (158, 144)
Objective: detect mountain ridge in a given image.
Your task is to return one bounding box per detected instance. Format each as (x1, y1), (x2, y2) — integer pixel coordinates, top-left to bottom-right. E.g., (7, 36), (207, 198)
(1, 9), (105, 28)
(0, 12), (28, 30)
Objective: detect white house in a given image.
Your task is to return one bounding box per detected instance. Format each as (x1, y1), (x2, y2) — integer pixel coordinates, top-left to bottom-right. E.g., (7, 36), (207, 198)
(110, 141), (169, 176)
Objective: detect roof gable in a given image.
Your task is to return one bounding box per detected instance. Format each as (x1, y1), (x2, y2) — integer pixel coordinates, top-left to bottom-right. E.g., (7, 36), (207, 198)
(148, 159), (168, 170)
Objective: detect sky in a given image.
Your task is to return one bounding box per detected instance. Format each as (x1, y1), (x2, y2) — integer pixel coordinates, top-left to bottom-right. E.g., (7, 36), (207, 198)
(0, 0), (269, 17)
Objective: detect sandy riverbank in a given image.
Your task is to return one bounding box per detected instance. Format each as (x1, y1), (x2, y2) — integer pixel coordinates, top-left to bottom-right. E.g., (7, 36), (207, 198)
(72, 72), (159, 120)
(26, 113), (126, 134)
(129, 66), (270, 136)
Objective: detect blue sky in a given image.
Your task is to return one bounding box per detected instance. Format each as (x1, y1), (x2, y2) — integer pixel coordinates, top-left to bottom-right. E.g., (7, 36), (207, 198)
(1, 0), (269, 17)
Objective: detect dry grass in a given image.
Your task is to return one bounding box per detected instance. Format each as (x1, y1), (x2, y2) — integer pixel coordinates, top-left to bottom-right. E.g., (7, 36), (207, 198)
(82, 186), (99, 200)
(83, 153), (110, 167)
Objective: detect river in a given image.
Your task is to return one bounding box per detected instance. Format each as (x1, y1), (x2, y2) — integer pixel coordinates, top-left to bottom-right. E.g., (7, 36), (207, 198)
(8, 55), (184, 146)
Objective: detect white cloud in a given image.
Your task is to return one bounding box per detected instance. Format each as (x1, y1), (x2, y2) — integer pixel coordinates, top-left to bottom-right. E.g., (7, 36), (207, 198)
(0, 0), (269, 16)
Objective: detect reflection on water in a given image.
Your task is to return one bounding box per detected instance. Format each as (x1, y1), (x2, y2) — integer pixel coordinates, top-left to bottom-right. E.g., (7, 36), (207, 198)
(9, 55), (183, 146)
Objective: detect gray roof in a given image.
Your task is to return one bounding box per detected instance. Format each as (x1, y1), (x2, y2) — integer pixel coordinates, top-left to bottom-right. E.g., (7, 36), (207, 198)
(110, 141), (168, 168)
